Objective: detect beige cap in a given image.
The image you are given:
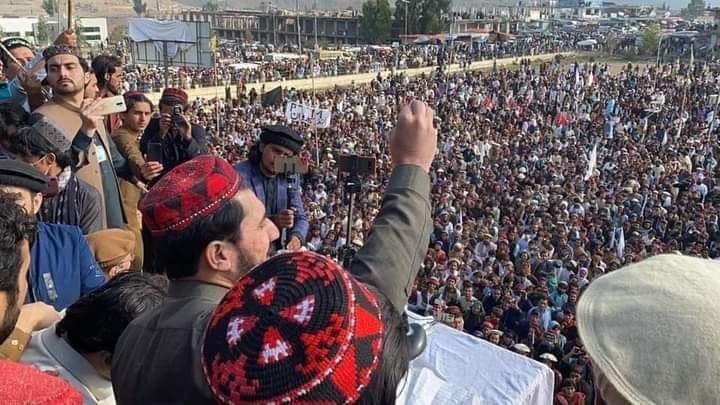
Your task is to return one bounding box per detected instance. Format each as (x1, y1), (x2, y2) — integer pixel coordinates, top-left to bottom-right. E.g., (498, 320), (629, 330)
(512, 343), (531, 354)
(577, 254), (720, 404)
(85, 229), (135, 269)
(539, 353), (557, 362)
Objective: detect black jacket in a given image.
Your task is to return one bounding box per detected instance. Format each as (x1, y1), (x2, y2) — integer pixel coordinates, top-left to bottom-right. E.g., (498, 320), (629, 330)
(140, 118), (209, 176)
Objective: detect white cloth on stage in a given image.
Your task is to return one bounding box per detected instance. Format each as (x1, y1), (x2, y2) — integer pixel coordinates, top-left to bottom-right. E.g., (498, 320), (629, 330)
(128, 18), (194, 57)
(398, 311), (555, 405)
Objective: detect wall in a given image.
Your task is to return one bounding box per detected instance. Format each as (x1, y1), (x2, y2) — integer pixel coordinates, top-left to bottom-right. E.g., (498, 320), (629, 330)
(0, 17), (38, 42)
(76, 17), (109, 47)
(0, 16), (107, 47)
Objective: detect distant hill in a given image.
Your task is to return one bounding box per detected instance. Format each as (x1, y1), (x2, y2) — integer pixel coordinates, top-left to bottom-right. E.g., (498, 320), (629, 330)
(5, 0), (720, 21)
(0, 0), (186, 19)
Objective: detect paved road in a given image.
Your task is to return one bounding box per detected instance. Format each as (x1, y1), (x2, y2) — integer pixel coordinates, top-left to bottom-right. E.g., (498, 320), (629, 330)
(145, 52), (571, 103)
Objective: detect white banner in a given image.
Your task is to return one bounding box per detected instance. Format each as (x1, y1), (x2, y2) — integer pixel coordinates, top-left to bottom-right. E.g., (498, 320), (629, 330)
(285, 101), (332, 128)
(584, 143), (598, 181)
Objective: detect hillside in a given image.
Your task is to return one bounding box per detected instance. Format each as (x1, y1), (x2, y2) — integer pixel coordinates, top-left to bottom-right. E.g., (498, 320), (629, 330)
(5, 0), (718, 22)
(0, 0), (186, 19)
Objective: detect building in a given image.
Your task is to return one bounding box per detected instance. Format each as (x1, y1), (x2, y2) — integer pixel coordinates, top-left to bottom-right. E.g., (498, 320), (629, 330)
(0, 16), (108, 47)
(74, 17), (109, 47)
(161, 9), (360, 46)
(700, 7), (720, 24)
(0, 17), (38, 41)
(685, 0), (707, 21)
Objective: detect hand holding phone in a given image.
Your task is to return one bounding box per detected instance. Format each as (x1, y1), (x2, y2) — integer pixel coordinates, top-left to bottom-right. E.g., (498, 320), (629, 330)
(94, 95), (127, 116)
(141, 161), (164, 181)
(79, 98), (105, 135)
(147, 142), (163, 163)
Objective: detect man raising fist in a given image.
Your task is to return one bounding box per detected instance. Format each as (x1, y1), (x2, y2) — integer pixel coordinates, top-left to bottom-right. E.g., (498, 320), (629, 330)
(350, 99), (438, 312)
(198, 101), (439, 405)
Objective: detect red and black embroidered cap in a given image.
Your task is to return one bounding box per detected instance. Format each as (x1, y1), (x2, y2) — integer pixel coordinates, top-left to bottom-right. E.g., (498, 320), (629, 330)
(160, 87), (189, 106)
(202, 252), (384, 404)
(139, 155), (242, 236)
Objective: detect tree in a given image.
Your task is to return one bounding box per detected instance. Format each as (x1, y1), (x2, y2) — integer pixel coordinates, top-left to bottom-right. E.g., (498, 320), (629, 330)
(242, 29), (254, 43)
(202, 1), (219, 11)
(393, 0), (417, 37)
(109, 25), (128, 44)
(41, 0), (57, 16)
(392, 0), (448, 37)
(360, 0), (392, 44)
(418, 0), (450, 34)
(209, 32), (217, 51)
(36, 15), (51, 45)
(133, 0), (147, 16)
(641, 23), (661, 56)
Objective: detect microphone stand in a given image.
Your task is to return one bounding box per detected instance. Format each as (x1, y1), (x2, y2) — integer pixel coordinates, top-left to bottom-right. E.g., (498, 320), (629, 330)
(340, 158), (363, 269)
(279, 162), (298, 249)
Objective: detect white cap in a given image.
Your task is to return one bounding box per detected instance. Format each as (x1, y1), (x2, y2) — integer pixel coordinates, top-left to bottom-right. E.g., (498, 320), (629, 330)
(512, 343), (531, 354)
(539, 353), (558, 362)
(578, 254), (720, 404)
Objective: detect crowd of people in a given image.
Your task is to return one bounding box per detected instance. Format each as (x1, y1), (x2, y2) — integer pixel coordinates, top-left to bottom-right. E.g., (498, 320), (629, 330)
(116, 31), (588, 92)
(188, 57), (720, 404)
(0, 25), (719, 405)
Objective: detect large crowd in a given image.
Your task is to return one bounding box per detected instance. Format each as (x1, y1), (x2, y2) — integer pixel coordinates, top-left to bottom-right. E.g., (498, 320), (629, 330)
(117, 31), (588, 92)
(194, 57), (720, 404)
(0, 25), (719, 405)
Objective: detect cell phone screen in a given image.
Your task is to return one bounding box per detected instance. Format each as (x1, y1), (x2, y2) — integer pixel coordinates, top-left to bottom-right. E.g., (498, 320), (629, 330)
(147, 142), (163, 162)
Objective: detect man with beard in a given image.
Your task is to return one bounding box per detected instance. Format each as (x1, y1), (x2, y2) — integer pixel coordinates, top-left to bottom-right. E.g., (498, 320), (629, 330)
(0, 30), (76, 111)
(114, 100), (436, 403)
(139, 88), (208, 179)
(234, 125), (308, 251)
(91, 55), (124, 134)
(112, 155), (281, 403)
(33, 45), (128, 230)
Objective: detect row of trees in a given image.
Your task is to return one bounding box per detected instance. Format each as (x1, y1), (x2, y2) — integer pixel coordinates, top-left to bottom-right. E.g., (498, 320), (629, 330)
(41, 0), (149, 17)
(41, 0), (146, 17)
(359, 0), (450, 44)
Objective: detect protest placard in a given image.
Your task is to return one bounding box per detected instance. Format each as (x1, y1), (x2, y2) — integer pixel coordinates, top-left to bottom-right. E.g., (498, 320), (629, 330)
(285, 101), (332, 128)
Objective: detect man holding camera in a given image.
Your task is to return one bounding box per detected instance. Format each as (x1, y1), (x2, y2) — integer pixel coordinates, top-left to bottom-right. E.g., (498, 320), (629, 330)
(235, 126), (308, 251)
(139, 88), (208, 179)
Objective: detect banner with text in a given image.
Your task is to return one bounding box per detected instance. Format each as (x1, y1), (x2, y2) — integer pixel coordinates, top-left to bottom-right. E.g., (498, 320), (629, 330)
(285, 101), (332, 128)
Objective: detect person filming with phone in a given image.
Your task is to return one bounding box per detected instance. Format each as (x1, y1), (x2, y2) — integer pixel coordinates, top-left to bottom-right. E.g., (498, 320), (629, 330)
(139, 88), (208, 180)
(32, 45), (128, 230)
(234, 126), (308, 251)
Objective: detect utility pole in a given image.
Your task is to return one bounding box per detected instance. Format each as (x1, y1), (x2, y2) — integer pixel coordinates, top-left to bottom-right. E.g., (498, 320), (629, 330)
(272, 4), (277, 45)
(296, 0), (302, 51)
(58, 0), (64, 32)
(405, 4), (408, 36)
(399, 0), (409, 42)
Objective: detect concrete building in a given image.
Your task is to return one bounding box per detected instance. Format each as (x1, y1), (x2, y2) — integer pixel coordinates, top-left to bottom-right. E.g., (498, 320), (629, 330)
(0, 16), (108, 47)
(161, 9), (360, 46)
(0, 17), (38, 41)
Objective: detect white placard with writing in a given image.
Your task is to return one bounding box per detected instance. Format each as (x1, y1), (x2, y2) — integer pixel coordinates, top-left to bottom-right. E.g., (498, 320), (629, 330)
(285, 101), (332, 128)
